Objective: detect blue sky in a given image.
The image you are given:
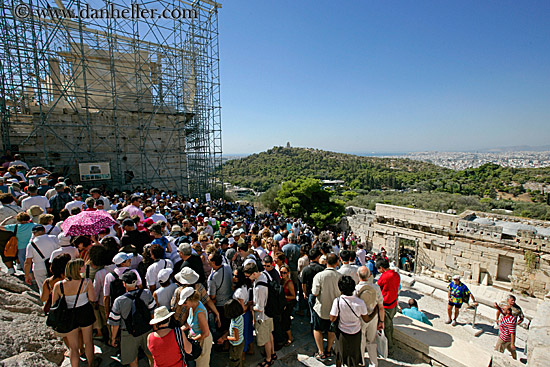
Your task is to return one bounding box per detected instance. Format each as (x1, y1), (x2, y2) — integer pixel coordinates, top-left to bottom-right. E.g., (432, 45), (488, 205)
(218, 1), (550, 155)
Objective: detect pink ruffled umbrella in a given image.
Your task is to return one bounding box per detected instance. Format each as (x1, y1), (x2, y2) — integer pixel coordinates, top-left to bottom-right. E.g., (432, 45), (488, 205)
(62, 210), (117, 236)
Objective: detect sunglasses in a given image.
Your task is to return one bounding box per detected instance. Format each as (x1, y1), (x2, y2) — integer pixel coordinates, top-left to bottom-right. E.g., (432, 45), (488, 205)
(280, 271), (288, 274)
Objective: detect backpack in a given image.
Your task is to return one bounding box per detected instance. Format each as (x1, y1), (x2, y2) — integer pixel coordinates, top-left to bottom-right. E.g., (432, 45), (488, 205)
(4, 225), (18, 258)
(109, 269), (130, 307)
(256, 271), (286, 318)
(123, 289), (152, 337)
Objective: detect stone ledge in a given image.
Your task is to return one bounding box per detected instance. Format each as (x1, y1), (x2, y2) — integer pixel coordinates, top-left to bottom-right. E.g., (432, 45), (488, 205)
(394, 315), (491, 367)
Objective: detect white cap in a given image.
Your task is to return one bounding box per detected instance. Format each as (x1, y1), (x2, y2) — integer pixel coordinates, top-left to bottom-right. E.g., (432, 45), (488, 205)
(113, 252), (133, 265)
(452, 274), (461, 280)
(158, 268), (173, 283)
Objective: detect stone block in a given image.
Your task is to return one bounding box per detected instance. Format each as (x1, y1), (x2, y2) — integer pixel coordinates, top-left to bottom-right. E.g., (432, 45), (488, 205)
(433, 289), (448, 301)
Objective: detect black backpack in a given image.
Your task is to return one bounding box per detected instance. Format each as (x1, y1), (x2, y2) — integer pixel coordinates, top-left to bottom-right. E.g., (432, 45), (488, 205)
(124, 289), (152, 337)
(256, 271), (286, 318)
(109, 270), (129, 308)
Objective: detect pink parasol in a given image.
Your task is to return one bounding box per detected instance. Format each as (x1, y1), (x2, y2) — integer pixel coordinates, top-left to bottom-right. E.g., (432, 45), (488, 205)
(61, 210), (117, 236)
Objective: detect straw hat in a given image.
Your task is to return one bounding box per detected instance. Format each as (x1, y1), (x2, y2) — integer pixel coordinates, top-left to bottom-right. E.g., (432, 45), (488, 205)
(174, 267), (199, 286)
(27, 205), (44, 217)
(149, 306), (174, 325)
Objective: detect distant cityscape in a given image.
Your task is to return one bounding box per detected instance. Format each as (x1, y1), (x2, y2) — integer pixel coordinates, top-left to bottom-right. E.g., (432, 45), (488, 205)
(390, 151), (550, 170)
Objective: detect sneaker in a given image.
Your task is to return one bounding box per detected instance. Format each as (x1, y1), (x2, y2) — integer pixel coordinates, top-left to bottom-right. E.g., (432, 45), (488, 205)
(445, 319), (452, 324)
(452, 320), (457, 326)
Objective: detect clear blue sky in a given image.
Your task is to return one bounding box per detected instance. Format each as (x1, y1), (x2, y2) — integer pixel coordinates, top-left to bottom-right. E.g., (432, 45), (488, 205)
(218, 0), (550, 155)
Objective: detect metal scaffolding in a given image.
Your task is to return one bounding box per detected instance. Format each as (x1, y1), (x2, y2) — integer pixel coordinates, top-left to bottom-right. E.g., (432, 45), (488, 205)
(0, 0), (222, 197)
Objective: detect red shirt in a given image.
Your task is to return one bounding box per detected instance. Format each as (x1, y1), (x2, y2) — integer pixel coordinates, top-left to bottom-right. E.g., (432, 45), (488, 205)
(147, 330), (184, 367)
(499, 315), (517, 342)
(377, 269), (400, 309)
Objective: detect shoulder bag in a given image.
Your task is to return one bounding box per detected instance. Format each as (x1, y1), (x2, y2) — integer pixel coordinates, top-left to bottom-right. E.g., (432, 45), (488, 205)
(46, 279), (84, 333)
(4, 224), (18, 258)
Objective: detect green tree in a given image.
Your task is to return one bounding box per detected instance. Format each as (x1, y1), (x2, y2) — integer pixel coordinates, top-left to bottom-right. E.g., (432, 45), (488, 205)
(276, 178), (345, 229)
(259, 184), (281, 211)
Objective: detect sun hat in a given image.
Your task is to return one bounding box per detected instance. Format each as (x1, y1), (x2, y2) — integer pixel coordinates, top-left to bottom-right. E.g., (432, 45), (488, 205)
(177, 286), (196, 305)
(171, 224), (182, 232)
(149, 306), (175, 325)
(174, 267), (199, 286)
(27, 205), (44, 217)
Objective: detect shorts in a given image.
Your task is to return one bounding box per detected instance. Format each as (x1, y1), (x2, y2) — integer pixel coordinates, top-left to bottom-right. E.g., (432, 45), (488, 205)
(312, 310), (331, 333)
(254, 317), (274, 347)
(121, 329), (151, 365)
(448, 301), (462, 309)
(495, 338), (514, 353)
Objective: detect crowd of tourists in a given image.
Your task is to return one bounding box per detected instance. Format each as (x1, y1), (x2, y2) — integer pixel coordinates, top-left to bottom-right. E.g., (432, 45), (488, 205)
(0, 153), (525, 366)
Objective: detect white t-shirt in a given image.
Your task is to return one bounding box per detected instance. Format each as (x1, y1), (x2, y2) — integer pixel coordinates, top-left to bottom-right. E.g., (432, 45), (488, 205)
(49, 245), (80, 262)
(330, 295), (368, 334)
(150, 213), (168, 223)
(145, 259), (173, 289)
(233, 285), (249, 304)
(356, 249), (366, 266)
(254, 246), (267, 260)
(21, 195), (50, 212)
(65, 200), (85, 212)
(44, 224), (61, 237)
(26, 235), (60, 271)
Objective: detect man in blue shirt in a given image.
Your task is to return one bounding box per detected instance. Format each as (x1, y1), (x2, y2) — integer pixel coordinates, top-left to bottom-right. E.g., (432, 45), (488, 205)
(402, 298), (432, 326)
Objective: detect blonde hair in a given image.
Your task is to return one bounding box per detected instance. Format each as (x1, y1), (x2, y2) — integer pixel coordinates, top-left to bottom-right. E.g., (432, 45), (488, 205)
(38, 213), (54, 225)
(205, 244), (217, 255)
(65, 259), (84, 280)
(187, 290), (201, 303)
(198, 234), (209, 243)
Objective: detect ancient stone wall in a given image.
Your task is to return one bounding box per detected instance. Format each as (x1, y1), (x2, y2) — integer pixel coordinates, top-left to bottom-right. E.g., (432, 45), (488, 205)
(342, 204), (550, 298)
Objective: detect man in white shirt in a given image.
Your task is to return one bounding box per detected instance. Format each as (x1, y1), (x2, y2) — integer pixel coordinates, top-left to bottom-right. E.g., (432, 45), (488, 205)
(24, 224), (60, 295)
(21, 185), (50, 213)
(338, 250), (360, 284)
(65, 192), (85, 212)
(356, 266), (384, 367)
(244, 262), (276, 365)
(356, 243), (367, 266)
(145, 244), (173, 292)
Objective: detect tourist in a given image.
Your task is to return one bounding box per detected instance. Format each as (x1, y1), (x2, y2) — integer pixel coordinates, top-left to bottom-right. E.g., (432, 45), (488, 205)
(446, 275), (478, 326)
(282, 233), (301, 292)
(120, 218), (150, 253)
(103, 252), (142, 319)
(108, 271), (155, 367)
(356, 266), (384, 367)
(207, 252), (233, 342)
(174, 243), (206, 285)
(494, 302), (517, 359)
(356, 243), (367, 266)
(311, 253), (342, 360)
(152, 268), (178, 308)
(179, 287), (213, 367)
(376, 258), (400, 355)
(147, 306), (192, 367)
(338, 250), (360, 284)
(20, 184), (50, 212)
(280, 264), (296, 346)
(300, 247), (325, 322)
(172, 267), (221, 328)
(24, 224), (60, 294)
(39, 213), (61, 237)
(145, 244), (173, 292)
(262, 255), (281, 284)
(219, 299), (245, 367)
(330, 275), (377, 367)
(41, 253), (71, 315)
(49, 183), (72, 221)
(402, 298), (432, 326)
(0, 211), (34, 274)
(243, 262), (276, 366)
(51, 259), (97, 367)
(231, 267), (254, 354)
(496, 294), (524, 327)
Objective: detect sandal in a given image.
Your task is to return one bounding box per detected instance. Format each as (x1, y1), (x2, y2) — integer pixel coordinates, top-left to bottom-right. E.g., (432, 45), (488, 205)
(314, 352), (327, 360)
(284, 339), (293, 347)
(271, 353), (278, 361)
(325, 348), (333, 358)
(257, 359), (271, 367)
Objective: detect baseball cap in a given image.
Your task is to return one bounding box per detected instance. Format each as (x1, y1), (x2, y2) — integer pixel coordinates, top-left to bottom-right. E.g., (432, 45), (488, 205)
(452, 275), (461, 280)
(158, 268), (173, 283)
(31, 224), (45, 233)
(220, 221), (228, 227)
(113, 252), (133, 265)
(122, 218), (135, 227)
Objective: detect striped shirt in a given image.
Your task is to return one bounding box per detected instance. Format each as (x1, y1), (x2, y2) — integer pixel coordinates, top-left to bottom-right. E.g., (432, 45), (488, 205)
(499, 315), (517, 342)
(229, 314), (244, 346)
